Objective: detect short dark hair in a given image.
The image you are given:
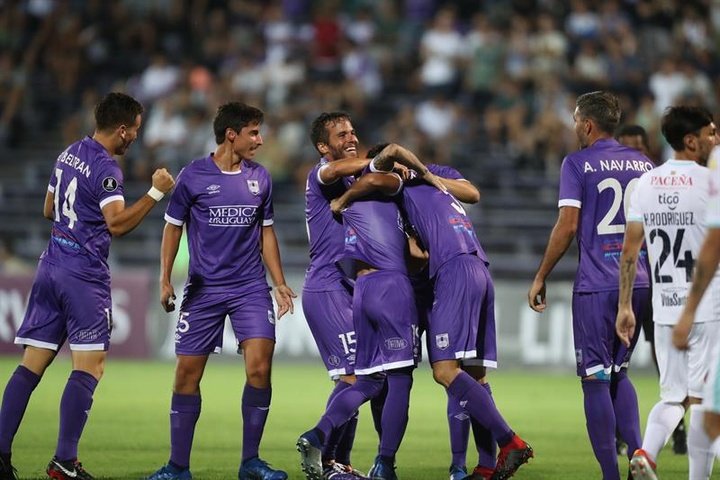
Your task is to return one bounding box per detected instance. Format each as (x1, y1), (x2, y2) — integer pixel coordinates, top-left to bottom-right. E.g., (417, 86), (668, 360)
(94, 92), (144, 131)
(310, 112), (352, 150)
(213, 102), (264, 144)
(576, 91), (621, 134)
(615, 124), (649, 149)
(661, 105), (714, 151)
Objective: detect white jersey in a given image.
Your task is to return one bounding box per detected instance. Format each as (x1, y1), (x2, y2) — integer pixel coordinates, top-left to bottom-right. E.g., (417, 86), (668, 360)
(627, 159), (720, 325)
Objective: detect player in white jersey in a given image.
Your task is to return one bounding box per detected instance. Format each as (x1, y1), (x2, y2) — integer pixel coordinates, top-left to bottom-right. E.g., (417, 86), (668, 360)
(616, 106), (720, 480)
(673, 144), (720, 464)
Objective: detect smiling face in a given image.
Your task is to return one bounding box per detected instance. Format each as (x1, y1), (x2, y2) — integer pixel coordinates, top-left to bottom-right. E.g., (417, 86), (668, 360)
(230, 121), (263, 159)
(320, 118), (358, 160)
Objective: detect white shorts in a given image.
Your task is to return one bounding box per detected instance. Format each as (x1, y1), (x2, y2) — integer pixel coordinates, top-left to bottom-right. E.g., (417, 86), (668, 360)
(656, 322), (720, 402)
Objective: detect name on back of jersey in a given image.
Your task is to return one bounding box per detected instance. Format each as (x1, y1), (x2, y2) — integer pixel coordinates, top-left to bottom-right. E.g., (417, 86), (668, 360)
(583, 159), (653, 173)
(57, 150), (91, 178)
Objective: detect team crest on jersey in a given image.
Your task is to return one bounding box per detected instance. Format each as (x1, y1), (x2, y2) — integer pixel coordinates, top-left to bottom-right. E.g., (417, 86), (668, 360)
(327, 355), (341, 367)
(435, 333), (449, 350)
(247, 179), (260, 195)
(102, 176), (118, 192)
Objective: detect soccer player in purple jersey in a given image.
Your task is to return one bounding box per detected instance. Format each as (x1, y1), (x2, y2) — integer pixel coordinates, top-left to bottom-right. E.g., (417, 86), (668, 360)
(332, 144), (533, 480)
(0, 92), (175, 480)
(147, 102), (295, 480)
(529, 91), (654, 480)
(303, 112), (377, 479)
(297, 145), (426, 480)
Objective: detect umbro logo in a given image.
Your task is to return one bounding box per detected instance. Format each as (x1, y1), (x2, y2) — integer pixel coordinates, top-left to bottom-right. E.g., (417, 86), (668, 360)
(51, 459), (77, 478)
(206, 184), (221, 194)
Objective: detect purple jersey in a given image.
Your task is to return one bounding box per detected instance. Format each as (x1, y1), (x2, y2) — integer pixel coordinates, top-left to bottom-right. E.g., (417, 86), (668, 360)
(304, 158), (349, 292)
(165, 155), (273, 294)
(401, 165), (488, 278)
(559, 138), (653, 292)
(44, 136), (125, 280)
(341, 191), (408, 274)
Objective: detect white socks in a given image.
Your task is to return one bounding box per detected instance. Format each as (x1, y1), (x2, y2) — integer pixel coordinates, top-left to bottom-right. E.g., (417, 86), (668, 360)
(688, 405), (714, 480)
(641, 401), (686, 461)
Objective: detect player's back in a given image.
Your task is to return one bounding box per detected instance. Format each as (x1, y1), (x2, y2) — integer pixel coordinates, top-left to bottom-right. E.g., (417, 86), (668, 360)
(341, 194), (408, 274)
(559, 138), (654, 292)
(304, 160), (349, 291)
(629, 160), (720, 324)
(401, 165), (488, 278)
(44, 136), (124, 279)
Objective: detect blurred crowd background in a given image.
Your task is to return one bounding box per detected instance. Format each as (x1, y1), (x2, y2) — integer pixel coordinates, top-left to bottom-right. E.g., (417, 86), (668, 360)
(1, 0), (719, 280)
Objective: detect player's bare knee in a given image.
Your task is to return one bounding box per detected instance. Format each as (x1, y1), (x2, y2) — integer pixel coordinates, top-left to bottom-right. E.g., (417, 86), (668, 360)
(431, 362), (459, 387)
(704, 412), (720, 440)
(245, 361), (271, 387)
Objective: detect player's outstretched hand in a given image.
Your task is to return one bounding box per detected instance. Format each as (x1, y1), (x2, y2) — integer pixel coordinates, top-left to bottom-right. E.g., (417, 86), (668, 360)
(330, 198), (347, 214)
(152, 168), (175, 193)
(160, 282), (176, 313)
(274, 284), (297, 319)
(423, 172), (447, 192)
(615, 307), (636, 348)
(672, 312), (693, 350)
(528, 278), (547, 312)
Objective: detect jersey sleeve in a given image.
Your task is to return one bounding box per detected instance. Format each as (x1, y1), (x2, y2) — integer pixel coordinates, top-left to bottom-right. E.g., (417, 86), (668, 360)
(164, 167), (191, 226)
(261, 171), (275, 226)
(96, 161), (125, 209)
(626, 175), (644, 223)
(558, 156), (582, 208)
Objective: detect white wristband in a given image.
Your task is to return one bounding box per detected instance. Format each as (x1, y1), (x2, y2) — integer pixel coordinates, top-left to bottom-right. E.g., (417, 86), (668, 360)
(147, 186), (165, 202)
(369, 156), (391, 173)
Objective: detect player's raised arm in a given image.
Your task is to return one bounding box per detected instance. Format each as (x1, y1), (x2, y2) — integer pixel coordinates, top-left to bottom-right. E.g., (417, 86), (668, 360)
(318, 157), (372, 184)
(102, 168), (174, 237)
(330, 172), (402, 213)
(615, 221), (645, 347)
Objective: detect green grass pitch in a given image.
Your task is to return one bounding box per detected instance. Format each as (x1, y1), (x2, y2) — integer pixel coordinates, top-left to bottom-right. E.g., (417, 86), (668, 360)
(0, 358), (692, 479)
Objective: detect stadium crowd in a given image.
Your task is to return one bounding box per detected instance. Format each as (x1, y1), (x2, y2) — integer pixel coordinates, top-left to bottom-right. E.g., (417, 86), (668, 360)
(2, 0), (720, 188)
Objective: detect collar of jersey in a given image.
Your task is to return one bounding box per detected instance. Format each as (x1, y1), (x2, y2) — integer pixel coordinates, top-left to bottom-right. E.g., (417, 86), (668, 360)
(665, 159), (696, 166)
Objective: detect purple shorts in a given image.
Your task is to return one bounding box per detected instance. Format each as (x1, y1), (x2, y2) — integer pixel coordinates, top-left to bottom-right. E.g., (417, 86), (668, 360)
(15, 260), (111, 352)
(353, 271), (420, 375)
(572, 288), (650, 377)
(427, 255), (497, 367)
(302, 285), (356, 378)
(176, 288), (275, 355)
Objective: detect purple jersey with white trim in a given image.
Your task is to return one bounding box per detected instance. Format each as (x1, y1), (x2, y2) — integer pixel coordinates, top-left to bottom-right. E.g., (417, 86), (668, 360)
(401, 164), (488, 278)
(341, 193), (408, 274)
(165, 155), (273, 294)
(44, 136), (125, 280)
(558, 138), (653, 292)
(304, 158), (349, 291)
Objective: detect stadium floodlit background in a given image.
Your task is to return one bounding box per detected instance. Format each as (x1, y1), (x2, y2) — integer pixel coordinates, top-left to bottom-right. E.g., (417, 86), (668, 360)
(0, 1), (715, 478)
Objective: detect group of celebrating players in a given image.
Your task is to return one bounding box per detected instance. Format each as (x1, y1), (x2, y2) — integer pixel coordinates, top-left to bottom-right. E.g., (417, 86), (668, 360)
(0, 88), (717, 480)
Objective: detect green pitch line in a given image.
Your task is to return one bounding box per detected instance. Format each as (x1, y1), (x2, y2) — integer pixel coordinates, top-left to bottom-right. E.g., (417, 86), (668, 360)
(0, 358), (689, 479)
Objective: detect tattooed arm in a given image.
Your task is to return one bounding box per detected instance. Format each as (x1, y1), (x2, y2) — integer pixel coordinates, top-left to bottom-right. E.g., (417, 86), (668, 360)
(615, 221), (645, 347)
